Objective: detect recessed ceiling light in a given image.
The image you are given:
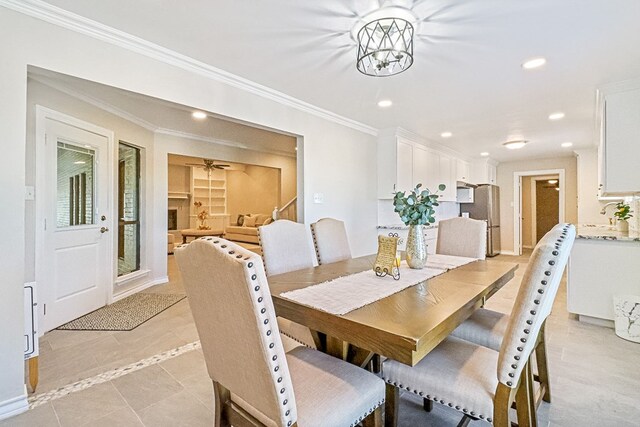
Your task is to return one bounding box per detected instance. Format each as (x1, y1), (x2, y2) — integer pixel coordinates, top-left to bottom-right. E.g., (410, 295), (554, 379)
(522, 57), (547, 70)
(548, 112), (565, 120)
(73, 161), (86, 165)
(377, 99), (393, 108)
(440, 132), (453, 138)
(480, 152), (490, 157)
(503, 140), (528, 150)
(192, 111), (207, 120)
(561, 142), (573, 148)
(548, 179), (558, 184)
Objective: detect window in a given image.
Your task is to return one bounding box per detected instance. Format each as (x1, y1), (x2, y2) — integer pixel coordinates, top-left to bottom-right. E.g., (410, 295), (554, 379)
(56, 141), (95, 227)
(118, 142), (141, 276)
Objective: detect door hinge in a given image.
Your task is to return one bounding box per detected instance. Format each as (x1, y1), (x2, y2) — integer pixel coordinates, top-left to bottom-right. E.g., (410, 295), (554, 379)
(44, 218), (47, 231)
(43, 303), (47, 316)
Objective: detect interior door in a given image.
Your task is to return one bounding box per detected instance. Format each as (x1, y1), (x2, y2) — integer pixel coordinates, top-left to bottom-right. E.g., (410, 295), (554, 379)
(42, 118), (112, 332)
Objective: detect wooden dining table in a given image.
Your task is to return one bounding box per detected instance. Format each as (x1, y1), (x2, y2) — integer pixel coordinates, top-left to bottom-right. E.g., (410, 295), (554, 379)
(269, 255), (518, 368)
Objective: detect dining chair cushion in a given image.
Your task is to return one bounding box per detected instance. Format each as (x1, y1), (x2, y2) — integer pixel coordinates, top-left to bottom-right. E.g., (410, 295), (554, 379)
(259, 220), (316, 276)
(383, 336), (498, 423)
(450, 308), (508, 351)
(436, 217), (487, 260)
(311, 218), (352, 265)
(234, 346), (385, 427)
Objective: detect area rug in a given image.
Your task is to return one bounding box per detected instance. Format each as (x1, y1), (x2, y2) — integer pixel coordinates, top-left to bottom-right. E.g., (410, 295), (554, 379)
(57, 293), (186, 331)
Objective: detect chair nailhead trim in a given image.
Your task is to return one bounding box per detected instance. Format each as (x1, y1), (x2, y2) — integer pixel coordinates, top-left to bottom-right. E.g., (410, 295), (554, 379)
(507, 381), (512, 386)
(285, 410), (290, 416)
(214, 240), (220, 243)
(526, 320), (532, 325)
(283, 399), (288, 405)
(544, 271), (551, 276)
(549, 260), (555, 265)
(258, 297), (263, 303)
(538, 289), (544, 294)
(524, 329), (530, 334)
(266, 330), (271, 336)
(541, 280), (547, 285)
(255, 286), (260, 291)
(280, 388), (285, 394)
(552, 250), (559, 256)
(514, 355), (520, 360)
(252, 274), (257, 280)
(272, 355), (277, 361)
(274, 366), (279, 371)
(534, 300), (540, 304)
(511, 364), (517, 369)
(229, 250), (235, 254)
(517, 346), (523, 351)
(261, 308), (266, 314)
(264, 319), (269, 325)
(530, 310), (536, 315)
(248, 262), (254, 268)
(278, 377), (282, 383)
(269, 343), (274, 348)
(221, 244), (227, 248)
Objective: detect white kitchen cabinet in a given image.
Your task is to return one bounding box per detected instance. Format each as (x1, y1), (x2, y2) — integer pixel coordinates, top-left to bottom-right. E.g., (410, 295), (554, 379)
(438, 154), (457, 202)
(378, 129), (463, 199)
(456, 159), (471, 182)
(471, 159), (498, 185)
(598, 85), (640, 196)
(396, 138), (414, 193)
(568, 237), (640, 325)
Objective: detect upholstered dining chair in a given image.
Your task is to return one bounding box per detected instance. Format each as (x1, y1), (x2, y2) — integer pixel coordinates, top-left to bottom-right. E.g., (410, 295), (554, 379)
(449, 224), (572, 406)
(310, 218), (352, 265)
(258, 220), (318, 348)
(382, 224), (576, 427)
(436, 217), (487, 260)
(175, 238), (385, 427)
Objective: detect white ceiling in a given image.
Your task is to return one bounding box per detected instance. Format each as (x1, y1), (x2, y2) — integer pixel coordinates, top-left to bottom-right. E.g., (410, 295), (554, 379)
(29, 68), (297, 156)
(42, 0), (640, 161)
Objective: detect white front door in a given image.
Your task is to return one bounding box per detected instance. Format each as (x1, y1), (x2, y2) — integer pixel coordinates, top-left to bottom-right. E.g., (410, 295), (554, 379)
(40, 113), (113, 332)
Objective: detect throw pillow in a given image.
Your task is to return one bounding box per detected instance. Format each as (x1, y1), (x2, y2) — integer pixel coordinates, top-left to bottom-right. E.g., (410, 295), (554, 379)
(263, 217), (274, 226)
(244, 216), (257, 227)
(237, 214), (245, 226)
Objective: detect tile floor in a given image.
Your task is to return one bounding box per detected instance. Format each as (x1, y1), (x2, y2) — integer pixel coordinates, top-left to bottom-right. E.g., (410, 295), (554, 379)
(2, 251), (639, 426)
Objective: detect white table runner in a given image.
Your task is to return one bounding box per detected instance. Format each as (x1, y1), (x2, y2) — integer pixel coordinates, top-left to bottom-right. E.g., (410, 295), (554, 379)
(280, 254), (477, 315)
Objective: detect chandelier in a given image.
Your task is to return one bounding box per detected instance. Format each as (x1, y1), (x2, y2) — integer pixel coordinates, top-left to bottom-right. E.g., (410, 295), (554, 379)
(353, 6), (417, 77)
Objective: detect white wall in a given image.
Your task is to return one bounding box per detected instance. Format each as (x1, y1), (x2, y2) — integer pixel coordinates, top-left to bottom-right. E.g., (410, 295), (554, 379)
(0, 8), (379, 412)
(575, 148), (610, 225)
(496, 156), (578, 254)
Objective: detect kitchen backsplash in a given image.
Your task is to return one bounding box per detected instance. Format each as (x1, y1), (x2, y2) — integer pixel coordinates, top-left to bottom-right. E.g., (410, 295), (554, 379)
(377, 199), (460, 226)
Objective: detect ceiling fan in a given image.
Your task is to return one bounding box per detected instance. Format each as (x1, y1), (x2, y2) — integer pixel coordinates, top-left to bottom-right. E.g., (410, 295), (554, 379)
(186, 158), (230, 171)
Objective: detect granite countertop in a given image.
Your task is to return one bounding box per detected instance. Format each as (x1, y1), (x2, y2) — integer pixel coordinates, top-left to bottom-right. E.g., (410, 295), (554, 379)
(377, 224), (438, 230)
(577, 224), (640, 242)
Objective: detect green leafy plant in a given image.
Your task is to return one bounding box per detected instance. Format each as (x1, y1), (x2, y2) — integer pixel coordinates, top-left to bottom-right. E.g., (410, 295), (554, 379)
(393, 183), (446, 226)
(614, 202), (633, 221)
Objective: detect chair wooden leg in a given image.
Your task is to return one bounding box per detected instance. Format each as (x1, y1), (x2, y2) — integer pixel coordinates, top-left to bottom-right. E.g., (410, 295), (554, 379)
(213, 381), (231, 427)
(28, 356), (39, 393)
(514, 361), (535, 427)
(423, 398), (433, 412)
(535, 321), (551, 403)
(362, 405), (383, 427)
(384, 383), (399, 427)
(493, 383), (514, 427)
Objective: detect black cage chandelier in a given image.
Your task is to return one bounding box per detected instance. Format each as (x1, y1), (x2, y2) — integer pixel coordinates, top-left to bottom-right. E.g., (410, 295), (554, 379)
(356, 17), (414, 77)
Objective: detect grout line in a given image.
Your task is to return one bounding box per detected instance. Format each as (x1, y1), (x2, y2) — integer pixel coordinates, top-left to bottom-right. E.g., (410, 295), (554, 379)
(27, 341), (201, 410)
(110, 380), (146, 426)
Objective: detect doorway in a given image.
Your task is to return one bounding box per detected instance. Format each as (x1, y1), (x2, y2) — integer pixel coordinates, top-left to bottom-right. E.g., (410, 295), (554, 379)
(36, 107), (115, 332)
(513, 169), (565, 255)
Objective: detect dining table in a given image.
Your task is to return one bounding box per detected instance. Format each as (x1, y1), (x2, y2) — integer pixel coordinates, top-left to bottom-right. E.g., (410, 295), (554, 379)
(269, 254), (519, 368)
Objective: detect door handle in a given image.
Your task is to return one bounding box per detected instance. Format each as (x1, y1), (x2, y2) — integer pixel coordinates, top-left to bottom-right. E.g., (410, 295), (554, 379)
(100, 227), (109, 234)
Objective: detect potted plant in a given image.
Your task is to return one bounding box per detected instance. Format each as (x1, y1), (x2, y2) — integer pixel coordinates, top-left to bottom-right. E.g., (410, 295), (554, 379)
(393, 183), (445, 269)
(614, 202), (633, 232)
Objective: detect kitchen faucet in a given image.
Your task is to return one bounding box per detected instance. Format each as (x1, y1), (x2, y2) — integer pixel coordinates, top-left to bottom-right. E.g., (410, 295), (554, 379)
(600, 201), (619, 215)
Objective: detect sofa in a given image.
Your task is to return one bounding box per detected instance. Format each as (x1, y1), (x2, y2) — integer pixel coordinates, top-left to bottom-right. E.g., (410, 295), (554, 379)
(225, 213), (273, 244)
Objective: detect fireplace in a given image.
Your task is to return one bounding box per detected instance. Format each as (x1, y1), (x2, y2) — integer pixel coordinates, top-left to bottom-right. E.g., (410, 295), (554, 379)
(168, 209), (178, 230)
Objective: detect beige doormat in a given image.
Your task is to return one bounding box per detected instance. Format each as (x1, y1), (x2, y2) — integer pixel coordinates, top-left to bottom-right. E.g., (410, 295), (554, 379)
(57, 293), (186, 331)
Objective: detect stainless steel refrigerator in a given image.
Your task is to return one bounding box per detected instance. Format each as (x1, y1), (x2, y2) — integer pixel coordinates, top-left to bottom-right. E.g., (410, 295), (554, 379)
(460, 184), (501, 257)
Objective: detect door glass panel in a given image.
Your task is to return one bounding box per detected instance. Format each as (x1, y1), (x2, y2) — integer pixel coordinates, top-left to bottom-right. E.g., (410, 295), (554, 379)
(56, 141), (95, 228)
(118, 143), (141, 276)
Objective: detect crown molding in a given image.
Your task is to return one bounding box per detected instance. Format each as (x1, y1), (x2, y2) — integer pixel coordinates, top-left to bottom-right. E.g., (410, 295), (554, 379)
(31, 74), (296, 158)
(1, 0), (378, 137)
(29, 74), (159, 132)
(393, 127), (471, 162)
(155, 128), (297, 159)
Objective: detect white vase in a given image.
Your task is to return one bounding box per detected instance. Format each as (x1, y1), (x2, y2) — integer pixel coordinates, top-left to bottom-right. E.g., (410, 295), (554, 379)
(406, 224), (427, 269)
(613, 295), (640, 343)
(616, 220), (629, 233)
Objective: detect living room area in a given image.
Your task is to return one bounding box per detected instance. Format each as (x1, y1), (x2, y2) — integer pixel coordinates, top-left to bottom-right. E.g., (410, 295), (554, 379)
(167, 153), (297, 254)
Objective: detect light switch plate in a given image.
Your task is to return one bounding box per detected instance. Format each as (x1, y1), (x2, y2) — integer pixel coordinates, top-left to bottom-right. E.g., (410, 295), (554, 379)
(25, 186), (35, 201)
(313, 193), (324, 204)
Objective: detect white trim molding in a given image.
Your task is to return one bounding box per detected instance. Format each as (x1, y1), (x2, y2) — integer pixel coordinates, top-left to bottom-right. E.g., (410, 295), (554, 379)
(1, 0), (378, 137)
(0, 388), (28, 421)
(513, 169), (566, 256)
(112, 276), (169, 303)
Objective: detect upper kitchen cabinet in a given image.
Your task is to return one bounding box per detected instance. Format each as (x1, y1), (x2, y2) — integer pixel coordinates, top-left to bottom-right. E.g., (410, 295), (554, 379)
(377, 128), (464, 200)
(598, 81), (640, 196)
(470, 158), (498, 185)
(455, 158), (471, 182)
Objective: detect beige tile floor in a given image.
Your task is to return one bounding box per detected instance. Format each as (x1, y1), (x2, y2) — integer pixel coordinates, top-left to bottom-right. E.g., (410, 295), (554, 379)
(3, 251), (639, 426)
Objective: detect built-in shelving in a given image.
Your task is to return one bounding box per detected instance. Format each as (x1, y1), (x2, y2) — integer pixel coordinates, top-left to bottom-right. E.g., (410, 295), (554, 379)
(189, 167), (230, 230)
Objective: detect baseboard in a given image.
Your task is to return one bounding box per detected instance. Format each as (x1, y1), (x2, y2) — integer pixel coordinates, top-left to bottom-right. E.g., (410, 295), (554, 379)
(578, 314), (615, 329)
(112, 276), (169, 302)
(0, 387), (28, 421)
(499, 250), (516, 256)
